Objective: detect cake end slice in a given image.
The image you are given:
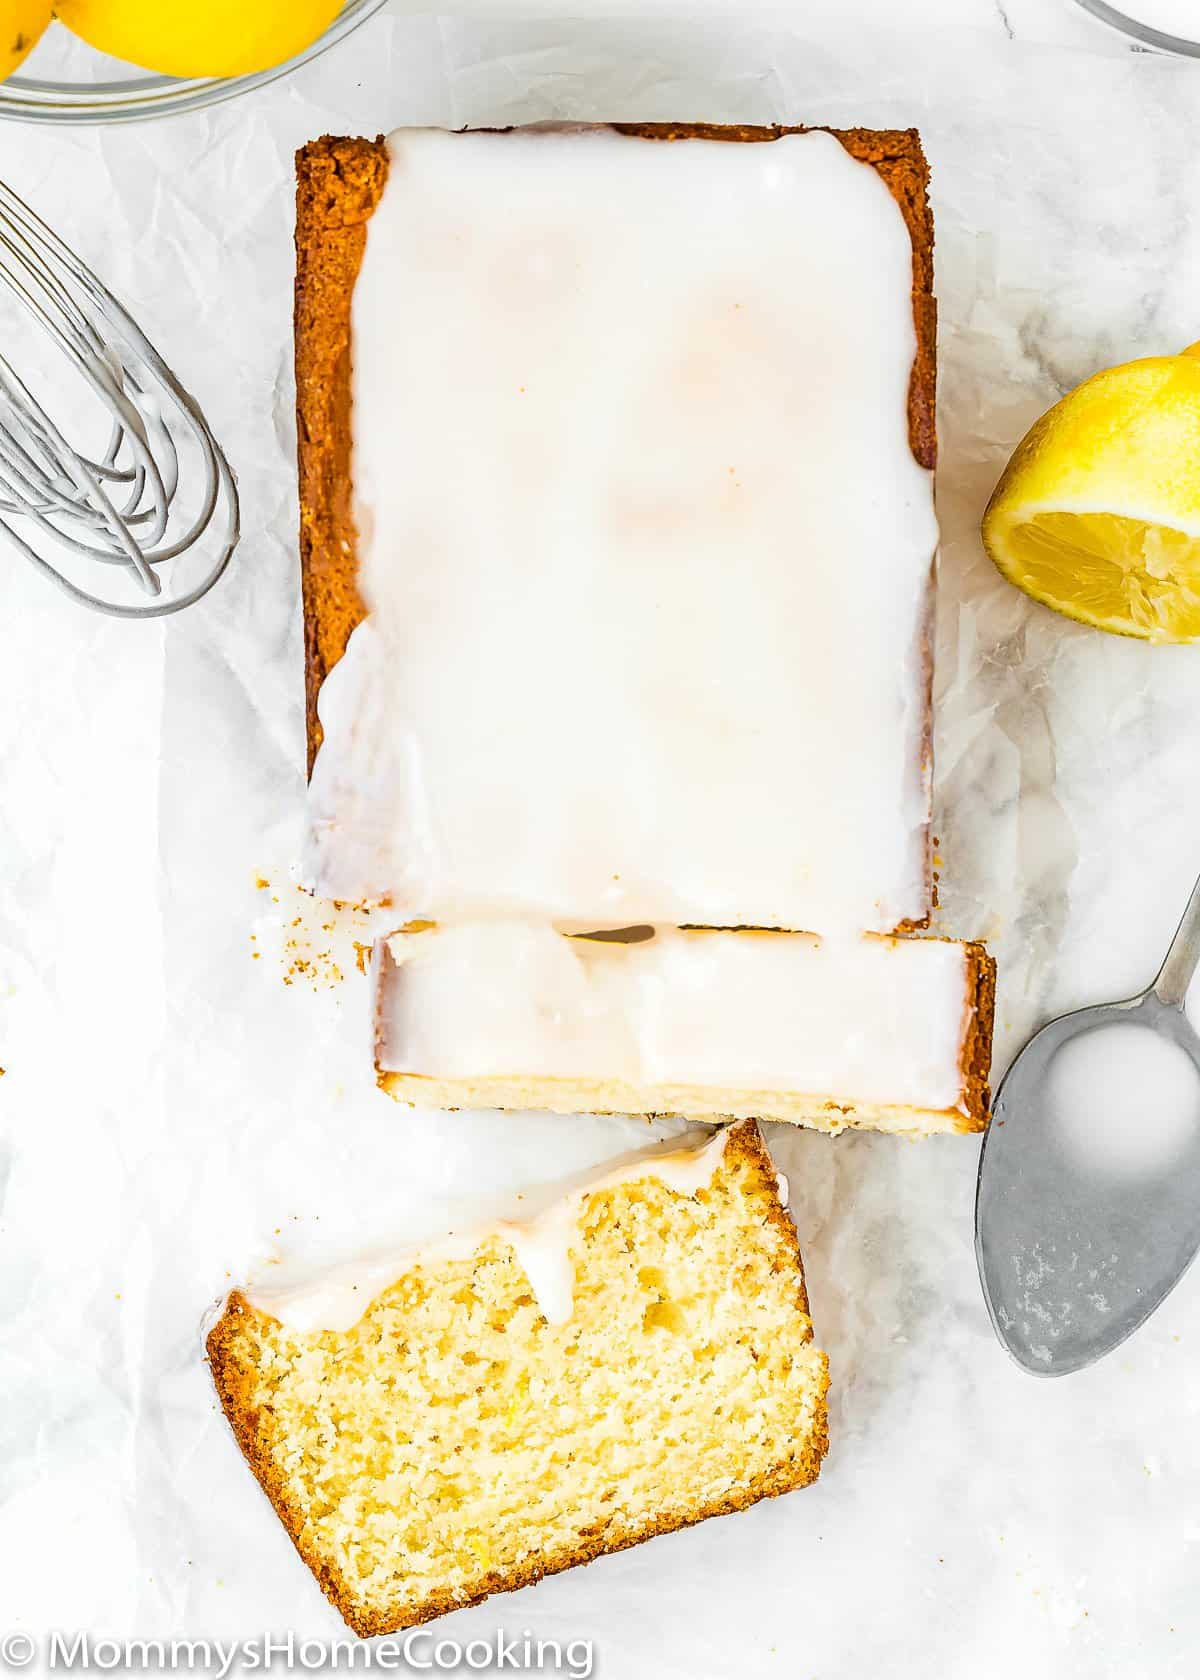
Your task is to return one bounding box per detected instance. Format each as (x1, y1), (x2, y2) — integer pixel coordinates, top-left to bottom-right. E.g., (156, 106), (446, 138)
(206, 1120), (828, 1636)
(375, 923), (995, 1138)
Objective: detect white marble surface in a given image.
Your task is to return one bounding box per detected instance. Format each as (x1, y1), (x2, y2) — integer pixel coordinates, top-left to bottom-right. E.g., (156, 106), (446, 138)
(4, 6), (1200, 1680)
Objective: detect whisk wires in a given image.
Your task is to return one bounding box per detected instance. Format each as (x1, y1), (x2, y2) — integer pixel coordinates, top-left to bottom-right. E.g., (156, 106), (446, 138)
(0, 177), (238, 617)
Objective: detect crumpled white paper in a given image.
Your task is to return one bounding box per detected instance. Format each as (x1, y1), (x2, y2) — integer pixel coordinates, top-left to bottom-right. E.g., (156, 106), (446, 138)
(4, 10), (1200, 1678)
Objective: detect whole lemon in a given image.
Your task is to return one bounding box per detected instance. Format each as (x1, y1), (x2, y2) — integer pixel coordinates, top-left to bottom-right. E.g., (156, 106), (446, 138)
(2, 0), (52, 80)
(53, 0), (344, 78)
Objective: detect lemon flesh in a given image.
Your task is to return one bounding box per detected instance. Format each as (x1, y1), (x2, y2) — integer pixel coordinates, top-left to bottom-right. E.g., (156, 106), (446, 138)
(982, 348), (1200, 643)
(2, 0), (52, 79)
(53, 0), (343, 78)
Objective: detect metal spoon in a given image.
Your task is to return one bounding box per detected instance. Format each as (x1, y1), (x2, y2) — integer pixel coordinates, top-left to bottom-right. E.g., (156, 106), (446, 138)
(976, 872), (1200, 1375)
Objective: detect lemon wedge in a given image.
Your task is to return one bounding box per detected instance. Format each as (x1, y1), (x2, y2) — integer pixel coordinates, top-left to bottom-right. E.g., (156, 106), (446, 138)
(2, 0), (52, 80)
(52, 0), (342, 78)
(982, 343), (1200, 642)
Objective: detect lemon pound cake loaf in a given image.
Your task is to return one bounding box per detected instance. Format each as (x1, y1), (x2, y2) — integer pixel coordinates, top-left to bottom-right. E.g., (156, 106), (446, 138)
(206, 1121), (829, 1635)
(298, 123), (939, 937)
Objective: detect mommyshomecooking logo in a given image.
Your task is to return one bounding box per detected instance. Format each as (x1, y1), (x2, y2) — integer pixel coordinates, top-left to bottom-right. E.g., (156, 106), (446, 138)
(5, 1629), (595, 1678)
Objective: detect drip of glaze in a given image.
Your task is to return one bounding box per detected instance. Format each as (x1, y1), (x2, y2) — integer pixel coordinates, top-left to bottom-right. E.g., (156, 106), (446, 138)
(243, 1127), (731, 1333)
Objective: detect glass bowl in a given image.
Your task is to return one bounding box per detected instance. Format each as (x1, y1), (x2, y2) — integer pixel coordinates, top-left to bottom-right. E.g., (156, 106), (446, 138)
(1073, 0), (1200, 56)
(0, 0), (389, 124)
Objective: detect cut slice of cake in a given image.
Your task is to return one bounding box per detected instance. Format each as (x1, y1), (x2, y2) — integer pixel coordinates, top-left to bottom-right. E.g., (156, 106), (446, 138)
(375, 922), (994, 1136)
(206, 1121), (829, 1636)
(297, 123), (939, 937)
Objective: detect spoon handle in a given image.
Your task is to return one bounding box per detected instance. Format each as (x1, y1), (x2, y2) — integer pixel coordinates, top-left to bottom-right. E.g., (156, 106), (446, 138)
(1153, 872), (1200, 1007)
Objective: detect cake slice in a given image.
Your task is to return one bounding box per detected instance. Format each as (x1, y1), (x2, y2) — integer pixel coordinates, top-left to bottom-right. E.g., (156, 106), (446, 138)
(206, 1121), (828, 1636)
(297, 123), (939, 937)
(375, 922), (994, 1136)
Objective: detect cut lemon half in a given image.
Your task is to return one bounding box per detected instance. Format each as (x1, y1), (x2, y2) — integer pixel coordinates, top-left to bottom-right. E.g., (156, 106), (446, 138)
(982, 343), (1200, 642)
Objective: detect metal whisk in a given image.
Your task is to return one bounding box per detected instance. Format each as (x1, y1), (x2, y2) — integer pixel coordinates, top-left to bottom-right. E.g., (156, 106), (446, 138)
(0, 177), (238, 617)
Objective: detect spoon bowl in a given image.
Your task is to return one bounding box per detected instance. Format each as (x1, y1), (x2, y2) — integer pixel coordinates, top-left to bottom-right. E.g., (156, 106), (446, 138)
(976, 875), (1200, 1375)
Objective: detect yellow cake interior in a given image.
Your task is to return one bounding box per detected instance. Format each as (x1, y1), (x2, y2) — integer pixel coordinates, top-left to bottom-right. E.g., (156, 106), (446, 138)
(208, 1124), (828, 1635)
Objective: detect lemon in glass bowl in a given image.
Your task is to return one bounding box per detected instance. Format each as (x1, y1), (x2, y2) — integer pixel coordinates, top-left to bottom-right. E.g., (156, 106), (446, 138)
(52, 0), (343, 78)
(0, 0), (384, 122)
(3, 0), (52, 77)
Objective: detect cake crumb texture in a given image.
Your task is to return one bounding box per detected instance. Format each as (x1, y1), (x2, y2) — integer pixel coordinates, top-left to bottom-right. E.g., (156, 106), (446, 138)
(207, 1120), (829, 1636)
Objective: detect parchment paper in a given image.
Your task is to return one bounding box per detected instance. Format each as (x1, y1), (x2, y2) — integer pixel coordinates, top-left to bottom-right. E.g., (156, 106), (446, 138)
(4, 10), (1200, 1677)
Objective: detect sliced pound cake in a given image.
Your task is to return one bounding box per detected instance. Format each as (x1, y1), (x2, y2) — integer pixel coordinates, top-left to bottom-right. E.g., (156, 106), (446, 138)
(376, 922), (994, 1136)
(206, 1120), (829, 1635)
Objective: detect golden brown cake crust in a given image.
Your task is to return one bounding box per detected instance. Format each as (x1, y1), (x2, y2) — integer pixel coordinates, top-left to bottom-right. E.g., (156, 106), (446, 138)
(295, 134), (389, 772)
(206, 1119), (830, 1637)
(958, 941), (997, 1132)
(294, 124), (937, 773)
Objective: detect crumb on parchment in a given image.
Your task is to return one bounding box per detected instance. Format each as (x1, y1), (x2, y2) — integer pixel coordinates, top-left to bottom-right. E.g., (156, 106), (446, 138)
(251, 869), (392, 992)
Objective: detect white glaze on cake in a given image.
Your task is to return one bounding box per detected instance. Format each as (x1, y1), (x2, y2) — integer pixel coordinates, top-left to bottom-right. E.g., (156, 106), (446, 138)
(244, 1126), (730, 1332)
(376, 922), (972, 1113)
(307, 124), (937, 937)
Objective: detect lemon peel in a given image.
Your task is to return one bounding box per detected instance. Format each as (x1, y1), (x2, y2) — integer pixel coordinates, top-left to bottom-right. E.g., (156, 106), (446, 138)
(2, 0), (52, 80)
(982, 342), (1200, 642)
(53, 0), (342, 78)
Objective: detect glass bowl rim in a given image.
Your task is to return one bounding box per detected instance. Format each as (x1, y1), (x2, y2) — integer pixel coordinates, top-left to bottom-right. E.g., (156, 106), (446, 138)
(1073, 0), (1200, 57)
(0, 0), (389, 124)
